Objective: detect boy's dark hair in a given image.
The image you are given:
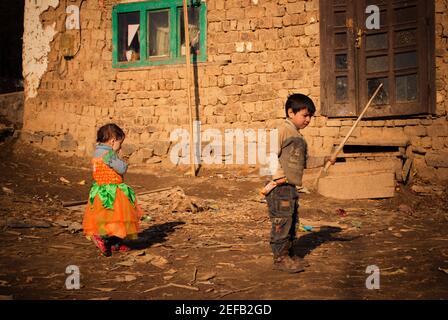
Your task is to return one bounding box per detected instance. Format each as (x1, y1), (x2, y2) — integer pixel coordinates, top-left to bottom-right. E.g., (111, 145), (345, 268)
(96, 123), (125, 143)
(285, 94), (316, 117)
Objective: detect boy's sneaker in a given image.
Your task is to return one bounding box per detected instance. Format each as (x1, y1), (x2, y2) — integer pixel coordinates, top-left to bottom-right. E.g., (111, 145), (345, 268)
(111, 243), (131, 252)
(273, 256), (307, 273)
(92, 235), (112, 257)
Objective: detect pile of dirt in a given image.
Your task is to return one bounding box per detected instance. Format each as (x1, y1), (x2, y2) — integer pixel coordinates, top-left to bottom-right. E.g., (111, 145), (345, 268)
(138, 186), (217, 215)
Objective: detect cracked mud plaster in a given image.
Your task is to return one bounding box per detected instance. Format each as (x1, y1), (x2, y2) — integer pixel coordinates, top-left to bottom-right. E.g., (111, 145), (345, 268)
(23, 0), (60, 100)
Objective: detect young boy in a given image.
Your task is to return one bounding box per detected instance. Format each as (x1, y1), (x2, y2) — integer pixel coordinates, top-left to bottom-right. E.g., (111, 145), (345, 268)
(264, 94), (335, 273)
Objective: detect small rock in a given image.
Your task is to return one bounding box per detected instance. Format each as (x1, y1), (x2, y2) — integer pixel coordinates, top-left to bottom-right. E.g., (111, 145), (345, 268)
(335, 208), (347, 217)
(59, 177), (70, 184)
(398, 204), (415, 215)
(54, 219), (70, 228)
(198, 272), (216, 281)
(411, 185), (433, 194)
(1, 187), (14, 195)
(438, 267), (448, 275)
(114, 275), (137, 282)
(149, 255), (169, 269)
(141, 215), (153, 222)
(145, 156), (162, 164)
(165, 269), (177, 275)
(67, 222), (83, 233)
(135, 255), (153, 264)
(116, 260), (134, 267)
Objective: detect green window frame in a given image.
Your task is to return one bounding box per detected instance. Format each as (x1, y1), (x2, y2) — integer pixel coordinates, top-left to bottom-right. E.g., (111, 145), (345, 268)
(112, 0), (207, 68)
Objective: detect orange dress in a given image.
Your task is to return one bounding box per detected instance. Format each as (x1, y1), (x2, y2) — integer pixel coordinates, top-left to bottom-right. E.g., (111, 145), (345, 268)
(82, 152), (143, 240)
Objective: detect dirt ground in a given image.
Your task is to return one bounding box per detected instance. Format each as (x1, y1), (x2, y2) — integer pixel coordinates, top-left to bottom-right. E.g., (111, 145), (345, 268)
(0, 137), (447, 300)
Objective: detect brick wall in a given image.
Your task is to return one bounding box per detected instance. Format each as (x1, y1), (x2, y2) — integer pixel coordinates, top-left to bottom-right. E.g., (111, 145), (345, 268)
(21, 0), (448, 182)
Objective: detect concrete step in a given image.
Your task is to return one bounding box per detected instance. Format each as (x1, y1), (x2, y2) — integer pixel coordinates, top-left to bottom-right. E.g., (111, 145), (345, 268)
(317, 171), (395, 200)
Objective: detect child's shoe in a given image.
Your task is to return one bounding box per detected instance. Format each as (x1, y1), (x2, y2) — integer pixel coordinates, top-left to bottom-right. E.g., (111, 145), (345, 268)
(111, 243), (131, 252)
(273, 255), (306, 273)
(92, 235), (112, 257)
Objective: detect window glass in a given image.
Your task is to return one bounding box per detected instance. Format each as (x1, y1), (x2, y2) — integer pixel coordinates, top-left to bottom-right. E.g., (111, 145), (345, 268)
(148, 10), (170, 58)
(366, 33), (388, 51)
(394, 29), (417, 47)
(336, 76), (348, 102)
(118, 12), (140, 62)
(179, 6), (200, 56)
(396, 74), (417, 102)
(394, 51), (417, 70)
(334, 32), (347, 50)
(335, 54), (348, 70)
(368, 78), (389, 105)
(394, 6), (418, 24)
(366, 55), (388, 73)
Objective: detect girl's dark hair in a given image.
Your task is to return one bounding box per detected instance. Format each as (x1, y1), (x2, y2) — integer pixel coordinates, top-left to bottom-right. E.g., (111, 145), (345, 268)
(96, 123), (125, 143)
(285, 93), (316, 117)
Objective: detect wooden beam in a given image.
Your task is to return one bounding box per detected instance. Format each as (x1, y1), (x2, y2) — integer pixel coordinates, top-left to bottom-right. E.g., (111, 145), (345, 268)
(182, 0), (196, 177)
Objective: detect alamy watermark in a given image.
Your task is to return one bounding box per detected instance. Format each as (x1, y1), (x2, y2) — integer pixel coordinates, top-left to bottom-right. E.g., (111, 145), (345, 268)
(65, 265), (80, 290)
(365, 265), (380, 290)
(169, 121), (279, 176)
(366, 5), (380, 30)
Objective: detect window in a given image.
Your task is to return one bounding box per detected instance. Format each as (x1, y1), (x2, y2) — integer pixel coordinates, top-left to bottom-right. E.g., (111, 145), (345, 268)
(320, 0), (435, 118)
(112, 0), (207, 68)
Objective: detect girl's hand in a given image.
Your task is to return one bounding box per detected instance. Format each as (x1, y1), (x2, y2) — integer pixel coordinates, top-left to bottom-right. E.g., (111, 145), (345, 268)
(119, 149), (128, 159)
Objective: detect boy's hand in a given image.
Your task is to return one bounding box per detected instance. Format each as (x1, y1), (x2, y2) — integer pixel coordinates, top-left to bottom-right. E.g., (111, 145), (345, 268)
(324, 156), (336, 165)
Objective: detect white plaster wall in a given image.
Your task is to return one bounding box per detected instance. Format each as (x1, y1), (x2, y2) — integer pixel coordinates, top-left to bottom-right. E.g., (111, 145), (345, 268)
(22, 0), (60, 100)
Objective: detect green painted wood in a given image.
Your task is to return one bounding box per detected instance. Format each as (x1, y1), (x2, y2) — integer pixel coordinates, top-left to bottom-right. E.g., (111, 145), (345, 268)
(112, 0), (206, 68)
(112, 7), (118, 67)
(140, 10), (147, 61)
(170, 3), (178, 60)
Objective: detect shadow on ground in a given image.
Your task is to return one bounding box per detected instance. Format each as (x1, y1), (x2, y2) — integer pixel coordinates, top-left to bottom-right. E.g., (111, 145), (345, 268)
(292, 226), (360, 258)
(125, 221), (185, 250)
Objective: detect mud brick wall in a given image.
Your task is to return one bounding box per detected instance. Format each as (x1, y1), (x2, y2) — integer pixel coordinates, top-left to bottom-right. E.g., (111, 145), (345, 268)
(21, 0), (448, 182)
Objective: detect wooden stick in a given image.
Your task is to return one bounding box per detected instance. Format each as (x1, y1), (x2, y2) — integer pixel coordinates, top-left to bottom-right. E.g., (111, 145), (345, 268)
(218, 285), (258, 298)
(313, 83), (383, 190)
(192, 266), (198, 283)
(62, 200), (89, 207)
(137, 186), (175, 196)
(182, 0), (196, 177)
(143, 282), (199, 293)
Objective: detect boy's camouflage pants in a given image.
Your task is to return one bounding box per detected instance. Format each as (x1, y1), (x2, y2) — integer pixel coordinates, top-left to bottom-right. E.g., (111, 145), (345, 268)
(266, 184), (299, 259)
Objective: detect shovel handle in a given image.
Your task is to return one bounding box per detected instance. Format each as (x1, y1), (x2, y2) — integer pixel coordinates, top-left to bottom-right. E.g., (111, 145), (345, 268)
(314, 83), (384, 185)
(329, 83), (383, 162)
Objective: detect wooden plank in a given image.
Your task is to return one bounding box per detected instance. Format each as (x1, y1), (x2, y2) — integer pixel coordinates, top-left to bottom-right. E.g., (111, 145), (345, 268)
(326, 159), (400, 175)
(402, 158), (413, 183)
(318, 172), (395, 199)
(336, 151), (403, 158)
(333, 137), (410, 147)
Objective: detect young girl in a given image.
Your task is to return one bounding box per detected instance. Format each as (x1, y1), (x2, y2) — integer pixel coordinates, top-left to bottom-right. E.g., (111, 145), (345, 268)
(82, 123), (143, 256)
